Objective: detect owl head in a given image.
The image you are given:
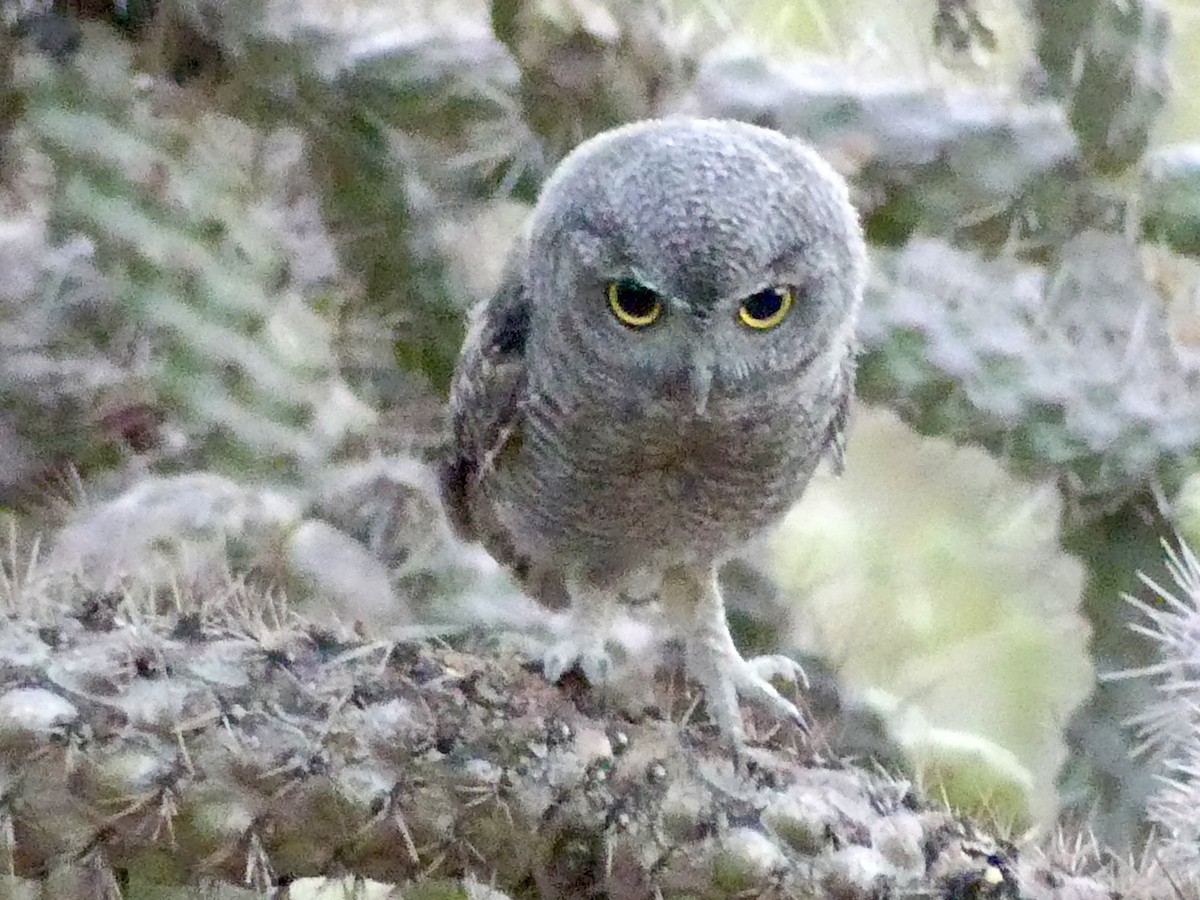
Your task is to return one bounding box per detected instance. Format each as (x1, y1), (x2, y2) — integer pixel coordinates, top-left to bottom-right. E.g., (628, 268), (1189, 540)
(523, 117), (866, 414)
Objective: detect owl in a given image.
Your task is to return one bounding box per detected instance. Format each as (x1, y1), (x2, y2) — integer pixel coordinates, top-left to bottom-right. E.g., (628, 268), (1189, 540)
(440, 117), (865, 746)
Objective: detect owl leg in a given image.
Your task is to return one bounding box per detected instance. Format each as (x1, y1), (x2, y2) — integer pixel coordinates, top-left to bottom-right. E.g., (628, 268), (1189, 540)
(542, 579), (618, 685)
(661, 565), (807, 743)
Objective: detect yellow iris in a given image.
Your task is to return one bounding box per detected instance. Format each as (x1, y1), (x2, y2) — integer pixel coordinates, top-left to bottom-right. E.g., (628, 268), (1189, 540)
(607, 281), (662, 328)
(738, 286), (793, 330)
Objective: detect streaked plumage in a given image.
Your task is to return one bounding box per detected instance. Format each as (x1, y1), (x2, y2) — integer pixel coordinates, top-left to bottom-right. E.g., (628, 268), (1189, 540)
(440, 117), (865, 745)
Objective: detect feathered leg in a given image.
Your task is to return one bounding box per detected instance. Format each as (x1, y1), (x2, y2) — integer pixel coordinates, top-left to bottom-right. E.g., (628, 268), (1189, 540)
(660, 564), (807, 744)
(541, 578), (618, 684)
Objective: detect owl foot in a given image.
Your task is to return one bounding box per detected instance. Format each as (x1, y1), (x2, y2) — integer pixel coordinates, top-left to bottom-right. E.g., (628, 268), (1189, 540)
(689, 644), (809, 743)
(542, 639), (613, 685)
(746, 654), (809, 693)
(660, 565), (808, 747)
(542, 584), (619, 684)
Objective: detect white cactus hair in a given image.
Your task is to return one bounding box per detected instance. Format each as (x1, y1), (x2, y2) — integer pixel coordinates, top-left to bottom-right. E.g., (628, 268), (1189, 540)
(1120, 540), (1200, 755)
(1116, 538), (1200, 879)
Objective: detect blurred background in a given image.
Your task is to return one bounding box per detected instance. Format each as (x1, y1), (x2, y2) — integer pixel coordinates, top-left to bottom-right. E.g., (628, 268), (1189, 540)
(2, 0), (1199, 855)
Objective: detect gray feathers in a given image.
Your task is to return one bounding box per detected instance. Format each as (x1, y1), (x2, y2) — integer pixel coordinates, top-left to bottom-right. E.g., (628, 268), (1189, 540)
(441, 116), (864, 595)
(441, 116), (864, 600)
(526, 119), (861, 328)
(440, 241), (530, 543)
(441, 117), (865, 741)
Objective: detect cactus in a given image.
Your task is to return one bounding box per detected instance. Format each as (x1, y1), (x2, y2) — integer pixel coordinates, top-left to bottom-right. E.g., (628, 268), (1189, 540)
(0, 580), (1149, 897)
(12, 25), (373, 483)
(689, 2), (1198, 849)
(2, 0), (1200, 889)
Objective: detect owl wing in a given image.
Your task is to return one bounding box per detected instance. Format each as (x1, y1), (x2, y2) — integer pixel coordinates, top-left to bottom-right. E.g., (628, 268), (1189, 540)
(438, 242), (531, 543)
(823, 352), (856, 476)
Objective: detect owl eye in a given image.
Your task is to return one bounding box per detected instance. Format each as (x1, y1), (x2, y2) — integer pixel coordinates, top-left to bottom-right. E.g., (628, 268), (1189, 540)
(607, 280), (662, 328)
(738, 286), (794, 330)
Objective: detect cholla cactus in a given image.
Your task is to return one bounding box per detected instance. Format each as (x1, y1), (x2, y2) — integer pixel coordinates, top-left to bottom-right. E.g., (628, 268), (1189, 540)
(14, 26), (374, 482)
(4, 0), (1200, 887)
(1118, 540), (1200, 881)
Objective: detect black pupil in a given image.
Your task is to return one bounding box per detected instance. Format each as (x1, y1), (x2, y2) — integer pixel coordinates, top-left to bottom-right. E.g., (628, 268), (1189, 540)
(615, 282), (658, 318)
(744, 288), (783, 320)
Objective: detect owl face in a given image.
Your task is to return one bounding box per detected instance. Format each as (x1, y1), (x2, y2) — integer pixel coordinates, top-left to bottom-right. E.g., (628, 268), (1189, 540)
(526, 118), (865, 415)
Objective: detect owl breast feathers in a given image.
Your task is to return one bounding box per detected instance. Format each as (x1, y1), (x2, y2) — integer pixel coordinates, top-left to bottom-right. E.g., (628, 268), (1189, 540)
(440, 117), (865, 743)
(441, 117), (864, 594)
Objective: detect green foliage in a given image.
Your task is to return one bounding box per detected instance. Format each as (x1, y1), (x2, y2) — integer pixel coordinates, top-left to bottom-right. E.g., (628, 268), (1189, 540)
(301, 77), (463, 393)
(491, 0), (688, 168)
(0, 27), (19, 169)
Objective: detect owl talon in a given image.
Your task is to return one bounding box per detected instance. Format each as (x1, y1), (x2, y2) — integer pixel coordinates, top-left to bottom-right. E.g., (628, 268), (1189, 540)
(542, 584), (619, 685)
(684, 644), (810, 742)
(665, 566), (811, 743)
(746, 654), (809, 691)
(745, 655), (810, 733)
(726, 656), (809, 733)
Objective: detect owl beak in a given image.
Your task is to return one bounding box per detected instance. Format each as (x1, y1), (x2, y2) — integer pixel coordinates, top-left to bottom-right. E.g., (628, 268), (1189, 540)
(690, 350), (714, 416)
